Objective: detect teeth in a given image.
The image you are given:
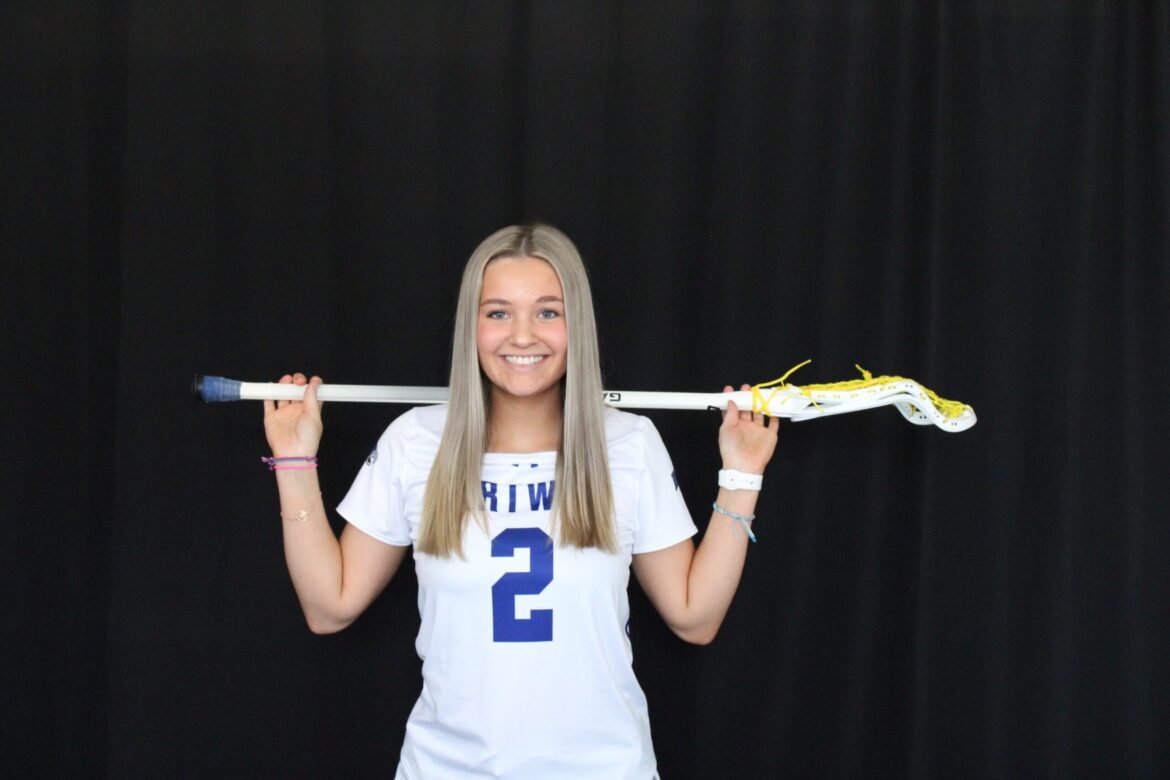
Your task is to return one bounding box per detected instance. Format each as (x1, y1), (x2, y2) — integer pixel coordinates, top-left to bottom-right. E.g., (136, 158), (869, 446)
(505, 355), (545, 365)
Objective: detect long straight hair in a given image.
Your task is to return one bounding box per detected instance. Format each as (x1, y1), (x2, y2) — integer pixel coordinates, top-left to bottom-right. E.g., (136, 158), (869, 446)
(418, 224), (616, 557)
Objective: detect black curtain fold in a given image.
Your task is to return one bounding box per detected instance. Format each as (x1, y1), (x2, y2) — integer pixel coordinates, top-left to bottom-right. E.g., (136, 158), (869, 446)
(5, 2), (1167, 777)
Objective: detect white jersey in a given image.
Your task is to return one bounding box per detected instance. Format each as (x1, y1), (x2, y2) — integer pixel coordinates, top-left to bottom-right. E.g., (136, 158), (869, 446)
(337, 405), (697, 780)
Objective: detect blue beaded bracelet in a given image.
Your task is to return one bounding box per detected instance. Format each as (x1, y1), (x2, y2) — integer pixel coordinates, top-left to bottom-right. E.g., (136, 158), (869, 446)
(712, 502), (757, 542)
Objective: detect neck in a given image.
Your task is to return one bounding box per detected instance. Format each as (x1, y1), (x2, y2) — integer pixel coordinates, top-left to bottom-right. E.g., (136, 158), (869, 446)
(486, 387), (563, 453)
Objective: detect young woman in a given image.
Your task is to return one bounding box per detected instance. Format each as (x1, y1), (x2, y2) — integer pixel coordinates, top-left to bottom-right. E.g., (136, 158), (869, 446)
(263, 224), (779, 779)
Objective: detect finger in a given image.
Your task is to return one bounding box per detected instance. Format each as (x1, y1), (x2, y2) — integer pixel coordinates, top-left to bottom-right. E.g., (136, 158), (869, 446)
(287, 372), (307, 408)
(737, 383), (756, 423)
(277, 374), (293, 408)
(305, 376), (324, 417)
(746, 385), (758, 422)
(721, 386), (735, 424)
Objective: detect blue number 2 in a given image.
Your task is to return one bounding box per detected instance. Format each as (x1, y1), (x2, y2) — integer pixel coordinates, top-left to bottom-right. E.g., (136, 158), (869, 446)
(491, 527), (554, 642)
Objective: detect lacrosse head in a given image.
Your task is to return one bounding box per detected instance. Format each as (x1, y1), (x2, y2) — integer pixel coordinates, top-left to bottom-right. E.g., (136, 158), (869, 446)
(750, 363), (976, 432)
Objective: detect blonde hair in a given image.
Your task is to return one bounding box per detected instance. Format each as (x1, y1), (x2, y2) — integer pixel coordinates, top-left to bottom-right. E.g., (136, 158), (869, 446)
(418, 224), (616, 557)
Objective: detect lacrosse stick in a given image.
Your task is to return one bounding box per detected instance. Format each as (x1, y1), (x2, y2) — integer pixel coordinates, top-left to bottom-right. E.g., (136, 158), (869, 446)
(193, 361), (976, 432)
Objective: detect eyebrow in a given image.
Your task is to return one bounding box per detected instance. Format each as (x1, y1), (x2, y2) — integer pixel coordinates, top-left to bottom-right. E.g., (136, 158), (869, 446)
(480, 295), (564, 306)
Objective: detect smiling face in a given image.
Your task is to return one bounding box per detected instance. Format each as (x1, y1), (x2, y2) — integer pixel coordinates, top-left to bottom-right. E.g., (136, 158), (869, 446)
(476, 256), (569, 406)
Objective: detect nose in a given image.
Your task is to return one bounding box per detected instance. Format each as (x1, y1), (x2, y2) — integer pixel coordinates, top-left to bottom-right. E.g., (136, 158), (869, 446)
(509, 319), (536, 347)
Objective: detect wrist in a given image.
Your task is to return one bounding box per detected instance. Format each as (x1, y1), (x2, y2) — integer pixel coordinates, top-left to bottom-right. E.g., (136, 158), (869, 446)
(715, 486), (759, 510)
(721, 455), (768, 472)
(269, 446), (318, 459)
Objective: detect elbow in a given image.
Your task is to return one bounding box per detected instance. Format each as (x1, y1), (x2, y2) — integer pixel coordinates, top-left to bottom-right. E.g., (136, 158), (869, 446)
(306, 619), (341, 635)
(304, 610), (355, 635)
(674, 623), (721, 646)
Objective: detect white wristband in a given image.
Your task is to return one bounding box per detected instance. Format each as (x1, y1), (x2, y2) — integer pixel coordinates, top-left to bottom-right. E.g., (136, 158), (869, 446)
(718, 469), (763, 491)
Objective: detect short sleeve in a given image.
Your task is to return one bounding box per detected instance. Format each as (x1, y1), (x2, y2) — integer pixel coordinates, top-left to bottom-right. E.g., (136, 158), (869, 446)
(632, 419), (698, 554)
(336, 417), (413, 546)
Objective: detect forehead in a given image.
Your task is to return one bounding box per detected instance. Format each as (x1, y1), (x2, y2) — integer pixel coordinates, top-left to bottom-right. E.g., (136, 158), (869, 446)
(481, 256), (563, 297)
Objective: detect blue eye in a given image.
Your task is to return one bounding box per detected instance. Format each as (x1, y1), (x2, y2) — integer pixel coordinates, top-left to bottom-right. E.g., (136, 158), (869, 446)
(537, 309), (560, 320)
(486, 310), (508, 320)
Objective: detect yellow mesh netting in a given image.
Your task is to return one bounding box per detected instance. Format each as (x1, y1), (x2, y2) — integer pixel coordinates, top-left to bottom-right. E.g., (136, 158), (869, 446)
(750, 361), (968, 420)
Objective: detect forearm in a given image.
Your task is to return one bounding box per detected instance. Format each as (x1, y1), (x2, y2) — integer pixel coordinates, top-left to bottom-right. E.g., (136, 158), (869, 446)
(274, 469), (350, 633)
(635, 390), (778, 645)
(675, 487), (758, 643)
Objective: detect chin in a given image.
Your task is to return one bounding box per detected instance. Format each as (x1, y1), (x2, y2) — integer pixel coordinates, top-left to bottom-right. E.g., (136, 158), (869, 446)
(490, 376), (565, 403)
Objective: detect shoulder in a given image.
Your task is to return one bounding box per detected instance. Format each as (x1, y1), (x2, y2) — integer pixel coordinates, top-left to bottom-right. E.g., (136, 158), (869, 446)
(604, 408), (667, 462)
(397, 404), (448, 437)
(375, 405), (448, 458)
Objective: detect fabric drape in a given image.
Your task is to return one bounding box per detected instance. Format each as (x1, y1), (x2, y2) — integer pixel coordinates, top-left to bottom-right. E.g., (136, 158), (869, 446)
(5, 3), (1166, 777)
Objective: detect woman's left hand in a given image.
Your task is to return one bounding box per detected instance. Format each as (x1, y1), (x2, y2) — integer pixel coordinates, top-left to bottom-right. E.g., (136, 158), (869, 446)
(718, 383), (780, 474)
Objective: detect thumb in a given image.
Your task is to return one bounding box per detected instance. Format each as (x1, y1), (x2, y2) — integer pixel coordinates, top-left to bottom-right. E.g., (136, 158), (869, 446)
(721, 397), (738, 430)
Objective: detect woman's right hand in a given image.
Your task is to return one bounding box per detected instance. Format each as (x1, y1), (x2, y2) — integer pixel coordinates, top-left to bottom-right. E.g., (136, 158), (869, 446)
(263, 372), (324, 458)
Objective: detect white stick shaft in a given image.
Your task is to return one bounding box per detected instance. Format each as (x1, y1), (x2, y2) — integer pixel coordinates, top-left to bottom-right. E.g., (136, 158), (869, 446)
(238, 381), (752, 410)
(241, 382), (450, 405)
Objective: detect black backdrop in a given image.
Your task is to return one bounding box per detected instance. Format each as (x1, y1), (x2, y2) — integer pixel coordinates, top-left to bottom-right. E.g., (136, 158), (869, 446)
(5, 2), (1168, 777)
